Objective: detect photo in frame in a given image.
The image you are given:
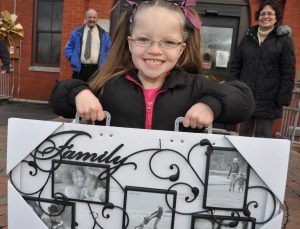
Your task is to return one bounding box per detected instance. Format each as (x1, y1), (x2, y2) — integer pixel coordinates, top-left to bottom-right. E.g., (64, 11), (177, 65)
(7, 118), (291, 228)
(191, 214), (256, 229)
(203, 147), (250, 210)
(52, 160), (110, 204)
(123, 186), (177, 229)
(23, 196), (76, 229)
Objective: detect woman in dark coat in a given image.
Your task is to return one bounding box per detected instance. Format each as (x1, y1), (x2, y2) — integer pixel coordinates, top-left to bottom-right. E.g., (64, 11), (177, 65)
(230, 0), (295, 138)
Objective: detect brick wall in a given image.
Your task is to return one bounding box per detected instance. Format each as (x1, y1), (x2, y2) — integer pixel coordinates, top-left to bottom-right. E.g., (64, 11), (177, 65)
(1, 0), (300, 136)
(1, 0), (60, 101)
(284, 0), (300, 74)
(0, 0), (113, 100)
(59, 0), (87, 79)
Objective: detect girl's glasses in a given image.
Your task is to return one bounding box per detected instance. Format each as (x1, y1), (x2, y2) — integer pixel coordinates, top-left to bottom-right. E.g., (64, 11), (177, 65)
(130, 37), (184, 49)
(259, 12), (276, 17)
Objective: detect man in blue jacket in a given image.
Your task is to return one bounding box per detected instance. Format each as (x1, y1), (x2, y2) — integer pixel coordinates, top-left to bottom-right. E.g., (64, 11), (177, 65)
(65, 8), (111, 82)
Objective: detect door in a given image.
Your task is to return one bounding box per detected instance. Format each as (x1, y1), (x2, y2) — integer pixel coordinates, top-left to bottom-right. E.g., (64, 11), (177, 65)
(200, 15), (239, 82)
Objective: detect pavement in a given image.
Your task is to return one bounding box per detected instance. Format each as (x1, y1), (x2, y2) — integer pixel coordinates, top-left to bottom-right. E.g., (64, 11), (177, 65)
(0, 100), (300, 229)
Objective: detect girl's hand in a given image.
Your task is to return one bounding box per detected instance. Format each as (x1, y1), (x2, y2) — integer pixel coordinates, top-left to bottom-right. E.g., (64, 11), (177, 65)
(75, 89), (106, 121)
(183, 103), (214, 129)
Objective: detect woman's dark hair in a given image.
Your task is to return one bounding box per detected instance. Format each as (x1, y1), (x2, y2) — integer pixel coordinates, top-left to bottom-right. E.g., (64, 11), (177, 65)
(255, 0), (282, 22)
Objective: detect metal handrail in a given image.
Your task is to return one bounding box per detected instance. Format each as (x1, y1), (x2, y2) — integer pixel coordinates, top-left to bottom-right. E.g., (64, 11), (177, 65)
(277, 88), (300, 147)
(0, 72), (12, 100)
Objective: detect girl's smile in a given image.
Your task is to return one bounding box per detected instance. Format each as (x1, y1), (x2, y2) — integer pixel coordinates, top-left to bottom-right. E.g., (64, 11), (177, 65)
(128, 7), (186, 88)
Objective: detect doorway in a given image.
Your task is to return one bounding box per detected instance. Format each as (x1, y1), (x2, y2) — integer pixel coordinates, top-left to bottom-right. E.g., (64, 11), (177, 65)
(200, 15), (239, 82)
(197, 0), (250, 81)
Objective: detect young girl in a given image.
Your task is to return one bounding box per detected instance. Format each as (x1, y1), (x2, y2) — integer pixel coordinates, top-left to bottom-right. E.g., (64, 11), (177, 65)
(235, 172), (246, 192)
(64, 167), (85, 199)
(81, 174), (105, 202)
(51, 0), (254, 131)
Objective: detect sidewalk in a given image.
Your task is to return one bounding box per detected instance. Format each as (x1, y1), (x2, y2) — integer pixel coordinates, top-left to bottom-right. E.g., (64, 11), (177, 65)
(0, 100), (61, 228)
(0, 101), (300, 228)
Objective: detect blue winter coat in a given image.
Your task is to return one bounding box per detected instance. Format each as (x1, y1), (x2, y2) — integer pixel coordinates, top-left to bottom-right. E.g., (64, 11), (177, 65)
(64, 24), (111, 72)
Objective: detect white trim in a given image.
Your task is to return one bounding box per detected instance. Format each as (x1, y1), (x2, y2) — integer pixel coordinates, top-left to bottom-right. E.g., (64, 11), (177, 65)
(10, 98), (48, 104)
(29, 66), (60, 73)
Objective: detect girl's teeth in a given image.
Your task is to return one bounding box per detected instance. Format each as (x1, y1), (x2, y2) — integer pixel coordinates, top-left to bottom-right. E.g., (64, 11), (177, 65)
(146, 60), (162, 65)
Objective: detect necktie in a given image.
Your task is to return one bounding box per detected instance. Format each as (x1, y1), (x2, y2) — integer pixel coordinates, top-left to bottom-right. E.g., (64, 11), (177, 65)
(84, 29), (92, 59)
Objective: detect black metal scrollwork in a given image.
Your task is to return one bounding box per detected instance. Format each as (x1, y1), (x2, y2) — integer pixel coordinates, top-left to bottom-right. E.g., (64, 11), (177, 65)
(10, 129), (276, 228)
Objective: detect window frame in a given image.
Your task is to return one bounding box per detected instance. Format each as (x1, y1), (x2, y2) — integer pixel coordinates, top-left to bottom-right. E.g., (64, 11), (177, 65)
(32, 0), (63, 67)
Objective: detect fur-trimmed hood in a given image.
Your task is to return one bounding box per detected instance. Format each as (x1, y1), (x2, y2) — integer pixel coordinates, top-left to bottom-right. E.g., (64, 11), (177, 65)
(247, 24), (293, 37)
(276, 25), (292, 36)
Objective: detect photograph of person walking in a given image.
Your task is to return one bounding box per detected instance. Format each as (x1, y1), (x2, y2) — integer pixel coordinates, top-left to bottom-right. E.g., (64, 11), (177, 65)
(229, 0), (296, 138)
(203, 148), (249, 210)
(227, 157), (239, 192)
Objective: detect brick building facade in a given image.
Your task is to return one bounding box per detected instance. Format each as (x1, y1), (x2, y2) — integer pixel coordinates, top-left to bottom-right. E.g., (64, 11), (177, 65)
(0, 0), (299, 133)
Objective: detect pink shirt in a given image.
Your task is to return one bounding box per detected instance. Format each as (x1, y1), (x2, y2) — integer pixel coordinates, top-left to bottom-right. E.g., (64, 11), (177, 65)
(143, 88), (160, 129)
(125, 74), (161, 129)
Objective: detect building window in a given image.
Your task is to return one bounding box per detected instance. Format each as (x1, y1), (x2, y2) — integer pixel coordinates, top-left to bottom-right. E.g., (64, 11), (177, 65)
(33, 0), (63, 67)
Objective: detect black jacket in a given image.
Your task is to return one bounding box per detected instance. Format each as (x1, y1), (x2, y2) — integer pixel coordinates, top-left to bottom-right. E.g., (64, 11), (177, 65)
(51, 68), (254, 131)
(0, 39), (10, 73)
(230, 25), (295, 119)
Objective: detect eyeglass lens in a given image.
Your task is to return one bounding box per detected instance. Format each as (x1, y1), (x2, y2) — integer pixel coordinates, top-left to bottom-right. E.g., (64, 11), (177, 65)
(132, 37), (181, 49)
(260, 12), (275, 16)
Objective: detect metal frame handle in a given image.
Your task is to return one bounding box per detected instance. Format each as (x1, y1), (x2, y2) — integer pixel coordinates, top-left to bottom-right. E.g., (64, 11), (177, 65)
(74, 111), (111, 126)
(174, 116), (212, 134)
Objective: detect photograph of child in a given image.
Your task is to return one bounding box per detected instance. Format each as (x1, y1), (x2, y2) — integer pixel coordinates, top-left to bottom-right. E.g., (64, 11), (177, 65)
(204, 148), (249, 210)
(25, 197), (74, 229)
(134, 206), (164, 229)
(52, 160), (109, 203)
(64, 167), (85, 199)
(124, 187), (176, 229)
(235, 172), (247, 193)
(81, 174), (106, 202)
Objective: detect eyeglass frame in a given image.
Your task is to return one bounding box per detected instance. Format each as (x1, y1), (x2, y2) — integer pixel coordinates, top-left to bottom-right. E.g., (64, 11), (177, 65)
(128, 36), (185, 49)
(259, 12), (276, 17)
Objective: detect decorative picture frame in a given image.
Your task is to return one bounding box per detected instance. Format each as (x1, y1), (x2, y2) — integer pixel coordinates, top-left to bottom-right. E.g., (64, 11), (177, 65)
(191, 214), (256, 229)
(7, 118), (291, 228)
(52, 160), (110, 204)
(123, 186), (177, 229)
(23, 196), (76, 229)
(203, 147), (250, 210)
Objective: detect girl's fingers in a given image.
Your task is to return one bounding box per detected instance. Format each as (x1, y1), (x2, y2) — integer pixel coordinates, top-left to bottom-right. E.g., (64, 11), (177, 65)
(182, 117), (190, 128)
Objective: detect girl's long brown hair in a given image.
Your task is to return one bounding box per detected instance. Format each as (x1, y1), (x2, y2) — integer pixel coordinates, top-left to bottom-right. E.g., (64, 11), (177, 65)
(89, 0), (202, 92)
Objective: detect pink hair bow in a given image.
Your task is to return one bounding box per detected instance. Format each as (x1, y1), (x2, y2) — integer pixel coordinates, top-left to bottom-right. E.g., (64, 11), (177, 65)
(126, 0), (139, 15)
(124, 0), (202, 29)
(179, 0), (202, 29)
